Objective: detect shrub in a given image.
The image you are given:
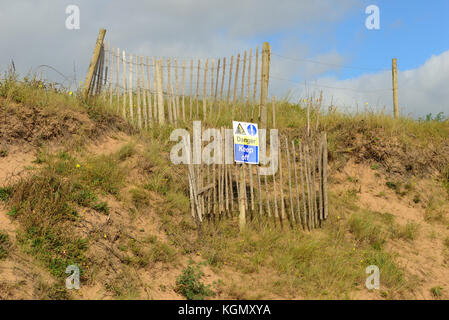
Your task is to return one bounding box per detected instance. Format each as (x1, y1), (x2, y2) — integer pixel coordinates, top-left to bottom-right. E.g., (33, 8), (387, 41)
(0, 232), (11, 260)
(175, 264), (214, 300)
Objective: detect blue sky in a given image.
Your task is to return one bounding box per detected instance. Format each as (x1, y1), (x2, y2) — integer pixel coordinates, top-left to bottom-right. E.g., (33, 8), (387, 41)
(269, 0), (449, 80)
(337, 0), (449, 78)
(263, 0), (449, 116)
(0, 0), (447, 117)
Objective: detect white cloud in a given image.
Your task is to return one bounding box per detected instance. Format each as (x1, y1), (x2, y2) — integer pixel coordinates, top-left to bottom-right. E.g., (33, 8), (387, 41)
(0, 0), (358, 81)
(2, 0), (446, 118)
(285, 50), (449, 118)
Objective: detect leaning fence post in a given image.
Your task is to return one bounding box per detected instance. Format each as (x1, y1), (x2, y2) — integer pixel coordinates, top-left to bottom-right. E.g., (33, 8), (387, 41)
(82, 28), (106, 100)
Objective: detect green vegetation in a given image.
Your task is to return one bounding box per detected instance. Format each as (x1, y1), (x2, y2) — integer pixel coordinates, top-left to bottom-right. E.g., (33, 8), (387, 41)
(34, 281), (72, 300)
(125, 235), (177, 268)
(431, 286), (443, 298)
(175, 263), (214, 300)
(1, 75), (448, 300)
(0, 232), (11, 260)
(0, 187), (11, 202)
(104, 269), (140, 300)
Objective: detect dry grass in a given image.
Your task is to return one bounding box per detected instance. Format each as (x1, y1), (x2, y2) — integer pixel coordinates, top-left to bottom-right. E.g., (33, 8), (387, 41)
(1, 75), (448, 300)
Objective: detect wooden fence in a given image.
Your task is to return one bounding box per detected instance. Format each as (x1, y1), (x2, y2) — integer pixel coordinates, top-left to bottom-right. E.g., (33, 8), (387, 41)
(82, 29), (329, 230)
(185, 132), (328, 230)
(83, 29), (272, 128)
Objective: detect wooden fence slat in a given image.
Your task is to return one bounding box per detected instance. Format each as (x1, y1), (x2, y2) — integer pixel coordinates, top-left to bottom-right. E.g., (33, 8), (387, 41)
(257, 165), (262, 216)
(286, 137), (296, 224)
(253, 46), (259, 102)
(229, 164), (234, 212)
(233, 53), (240, 107)
(196, 59), (200, 118)
(210, 59), (215, 99)
(227, 55), (233, 104)
(241, 51), (247, 101)
(152, 57), (157, 121)
(214, 58), (220, 109)
(136, 55), (142, 129)
(242, 163), (248, 210)
(202, 59), (208, 120)
(146, 56), (153, 125)
(116, 48), (120, 114)
(141, 56), (147, 128)
(122, 50), (127, 119)
(318, 137), (324, 222)
(175, 59), (180, 122)
(182, 60), (186, 120)
(247, 48), (252, 102)
(128, 53), (134, 124)
(108, 44), (113, 107)
(167, 58), (173, 123)
(272, 153), (279, 220)
(249, 162), (254, 213)
(310, 141), (318, 228)
(278, 138), (286, 221)
(305, 145), (313, 229)
(323, 133), (328, 220)
(190, 59), (193, 119)
(156, 59), (165, 124)
(264, 173), (271, 217)
(220, 57), (226, 103)
(291, 141), (303, 229)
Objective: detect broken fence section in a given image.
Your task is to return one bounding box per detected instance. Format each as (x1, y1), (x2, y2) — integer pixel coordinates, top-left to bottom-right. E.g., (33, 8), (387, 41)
(185, 131), (328, 230)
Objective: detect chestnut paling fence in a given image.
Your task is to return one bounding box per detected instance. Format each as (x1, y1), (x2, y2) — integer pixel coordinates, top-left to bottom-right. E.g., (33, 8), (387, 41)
(82, 29), (272, 128)
(83, 29), (329, 230)
(184, 131), (328, 230)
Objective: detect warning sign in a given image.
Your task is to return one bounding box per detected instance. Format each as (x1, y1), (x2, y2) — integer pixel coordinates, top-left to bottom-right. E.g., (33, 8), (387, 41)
(233, 121), (259, 164)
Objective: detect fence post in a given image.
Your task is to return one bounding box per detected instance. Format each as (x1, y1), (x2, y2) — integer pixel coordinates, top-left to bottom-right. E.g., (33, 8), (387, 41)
(239, 164), (246, 231)
(156, 59), (165, 125)
(82, 28), (106, 100)
(260, 42), (270, 128)
(392, 58), (399, 119)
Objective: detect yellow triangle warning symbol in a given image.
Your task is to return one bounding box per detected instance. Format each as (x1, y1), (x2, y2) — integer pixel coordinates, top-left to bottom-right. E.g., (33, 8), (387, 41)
(235, 123), (245, 135)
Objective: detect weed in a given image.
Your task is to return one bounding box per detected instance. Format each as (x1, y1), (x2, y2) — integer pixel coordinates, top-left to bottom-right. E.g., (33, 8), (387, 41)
(348, 211), (386, 249)
(82, 155), (124, 195)
(431, 286), (443, 298)
(7, 207), (17, 217)
(175, 264), (214, 300)
(105, 269), (140, 299)
(443, 237), (449, 248)
(0, 232), (11, 260)
(116, 143), (136, 161)
(129, 187), (149, 209)
(386, 181), (397, 190)
(34, 281), (72, 300)
(401, 222), (420, 241)
(127, 236), (177, 268)
(9, 173), (88, 278)
(413, 194), (421, 204)
(70, 183), (97, 207)
(0, 187), (11, 202)
(92, 201), (110, 214)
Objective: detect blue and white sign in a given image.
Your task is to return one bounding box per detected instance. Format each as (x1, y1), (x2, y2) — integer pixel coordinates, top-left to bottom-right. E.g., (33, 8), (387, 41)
(233, 121), (259, 164)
